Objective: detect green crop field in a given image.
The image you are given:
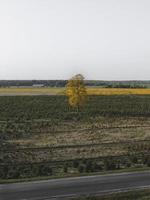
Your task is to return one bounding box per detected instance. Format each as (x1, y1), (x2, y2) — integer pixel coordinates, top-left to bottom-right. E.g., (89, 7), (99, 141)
(0, 95), (150, 180)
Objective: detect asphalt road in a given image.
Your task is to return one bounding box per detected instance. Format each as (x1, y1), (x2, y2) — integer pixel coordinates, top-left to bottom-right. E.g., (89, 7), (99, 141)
(0, 171), (150, 200)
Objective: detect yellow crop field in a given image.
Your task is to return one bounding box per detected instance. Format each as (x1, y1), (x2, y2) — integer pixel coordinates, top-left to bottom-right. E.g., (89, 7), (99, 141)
(87, 87), (150, 95)
(0, 87), (65, 95)
(0, 87), (150, 95)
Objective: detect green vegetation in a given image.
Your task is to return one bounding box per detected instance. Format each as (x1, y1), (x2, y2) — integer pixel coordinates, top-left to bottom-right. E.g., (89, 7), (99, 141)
(0, 95), (150, 180)
(0, 95), (150, 121)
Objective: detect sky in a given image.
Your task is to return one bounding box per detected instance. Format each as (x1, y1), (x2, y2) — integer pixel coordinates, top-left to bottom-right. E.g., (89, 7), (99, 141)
(0, 0), (150, 80)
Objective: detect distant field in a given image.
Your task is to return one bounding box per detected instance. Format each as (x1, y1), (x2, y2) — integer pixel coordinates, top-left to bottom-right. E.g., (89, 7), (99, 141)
(87, 88), (150, 95)
(1, 87), (150, 95)
(0, 87), (65, 95)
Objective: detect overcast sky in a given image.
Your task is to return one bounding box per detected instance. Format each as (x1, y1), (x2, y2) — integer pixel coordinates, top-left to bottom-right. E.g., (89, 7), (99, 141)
(0, 0), (150, 80)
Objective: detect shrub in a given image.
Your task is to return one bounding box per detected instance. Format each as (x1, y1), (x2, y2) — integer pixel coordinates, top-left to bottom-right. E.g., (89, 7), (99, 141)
(78, 165), (84, 173)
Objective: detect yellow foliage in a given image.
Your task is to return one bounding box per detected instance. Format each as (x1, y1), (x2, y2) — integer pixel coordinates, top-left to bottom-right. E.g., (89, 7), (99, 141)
(66, 74), (87, 108)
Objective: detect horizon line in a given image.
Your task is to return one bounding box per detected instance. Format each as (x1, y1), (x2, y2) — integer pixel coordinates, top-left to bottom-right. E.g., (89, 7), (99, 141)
(0, 79), (150, 82)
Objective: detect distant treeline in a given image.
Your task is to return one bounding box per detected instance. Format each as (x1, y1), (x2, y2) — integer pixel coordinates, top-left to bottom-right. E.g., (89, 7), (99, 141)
(0, 80), (149, 88)
(86, 80), (149, 88)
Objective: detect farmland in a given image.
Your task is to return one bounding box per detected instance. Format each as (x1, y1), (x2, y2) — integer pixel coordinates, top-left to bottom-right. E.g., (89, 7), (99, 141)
(1, 87), (150, 96)
(0, 95), (150, 180)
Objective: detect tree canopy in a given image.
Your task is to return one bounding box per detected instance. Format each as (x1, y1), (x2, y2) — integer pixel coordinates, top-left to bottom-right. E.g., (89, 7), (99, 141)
(66, 74), (87, 108)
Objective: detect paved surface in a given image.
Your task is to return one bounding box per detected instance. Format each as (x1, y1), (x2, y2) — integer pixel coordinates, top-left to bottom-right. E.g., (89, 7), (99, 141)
(0, 171), (150, 200)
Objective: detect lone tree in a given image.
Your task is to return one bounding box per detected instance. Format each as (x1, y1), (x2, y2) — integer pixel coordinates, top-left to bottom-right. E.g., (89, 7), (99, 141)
(66, 74), (87, 110)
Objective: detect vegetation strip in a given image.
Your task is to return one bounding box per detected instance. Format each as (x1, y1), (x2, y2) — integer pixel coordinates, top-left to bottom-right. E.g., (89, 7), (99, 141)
(2, 139), (150, 152)
(1, 152), (150, 166)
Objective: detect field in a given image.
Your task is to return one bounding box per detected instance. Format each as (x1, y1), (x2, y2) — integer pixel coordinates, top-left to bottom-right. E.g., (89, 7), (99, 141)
(87, 88), (150, 95)
(0, 87), (64, 95)
(1, 95), (150, 180)
(1, 87), (150, 95)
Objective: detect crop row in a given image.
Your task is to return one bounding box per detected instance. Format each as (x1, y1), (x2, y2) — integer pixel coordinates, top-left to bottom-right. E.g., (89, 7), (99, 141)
(2, 139), (150, 152)
(1, 140), (150, 164)
(0, 95), (150, 121)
